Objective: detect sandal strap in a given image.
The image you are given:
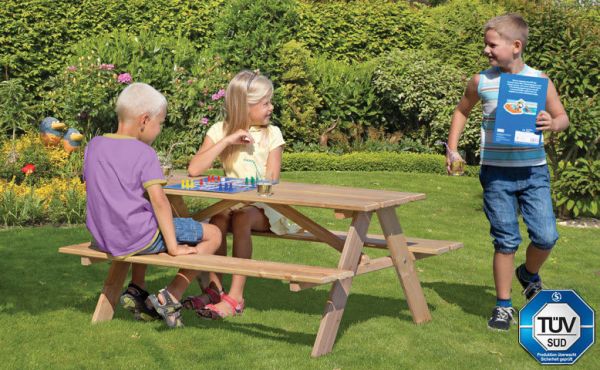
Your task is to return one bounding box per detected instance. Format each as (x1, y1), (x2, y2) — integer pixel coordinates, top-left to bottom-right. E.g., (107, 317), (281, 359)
(155, 289), (182, 313)
(125, 282), (149, 300)
(220, 293), (244, 314)
(202, 286), (223, 304)
(202, 303), (226, 319)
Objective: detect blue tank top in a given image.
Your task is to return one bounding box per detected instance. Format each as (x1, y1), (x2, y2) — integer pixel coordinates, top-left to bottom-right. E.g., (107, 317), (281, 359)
(477, 65), (547, 167)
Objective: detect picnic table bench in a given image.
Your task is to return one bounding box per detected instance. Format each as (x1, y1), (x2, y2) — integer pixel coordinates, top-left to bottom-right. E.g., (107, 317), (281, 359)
(59, 176), (462, 357)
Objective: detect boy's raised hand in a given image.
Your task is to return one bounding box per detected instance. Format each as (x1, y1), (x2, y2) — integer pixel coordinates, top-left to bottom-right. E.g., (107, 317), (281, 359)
(227, 129), (254, 145)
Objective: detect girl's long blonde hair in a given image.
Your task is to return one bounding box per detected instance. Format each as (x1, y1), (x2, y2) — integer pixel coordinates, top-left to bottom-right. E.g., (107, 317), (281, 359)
(221, 70), (273, 171)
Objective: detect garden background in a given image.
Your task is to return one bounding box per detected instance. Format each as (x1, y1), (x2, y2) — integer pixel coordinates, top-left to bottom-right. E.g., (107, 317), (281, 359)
(0, 0), (598, 225)
(0, 1), (599, 368)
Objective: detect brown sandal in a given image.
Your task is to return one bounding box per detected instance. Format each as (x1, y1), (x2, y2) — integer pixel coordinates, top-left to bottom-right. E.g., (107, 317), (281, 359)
(182, 283), (223, 312)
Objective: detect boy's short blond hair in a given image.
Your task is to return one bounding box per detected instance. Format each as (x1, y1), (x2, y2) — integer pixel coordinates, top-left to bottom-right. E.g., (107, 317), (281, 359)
(484, 13), (529, 50)
(115, 82), (167, 123)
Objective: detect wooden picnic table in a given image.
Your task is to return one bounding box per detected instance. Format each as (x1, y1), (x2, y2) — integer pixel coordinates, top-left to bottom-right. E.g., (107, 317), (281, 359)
(164, 176), (459, 357)
(59, 175), (462, 357)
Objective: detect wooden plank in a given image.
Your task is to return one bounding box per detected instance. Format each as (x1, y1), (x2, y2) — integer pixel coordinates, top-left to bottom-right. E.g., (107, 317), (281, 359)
(163, 181), (426, 211)
(191, 199), (240, 221)
(81, 257), (104, 266)
(267, 204), (346, 252)
(166, 194), (190, 218)
(291, 255), (395, 291)
(59, 243), (353, 284)
(311, 212), (371, 357)
(356, 256), (394, 275)
(91, 261), (130, 323)
(334, 209), (354, 219)
(377, 208), (432, 324)
(276, 182), (426, 208)
(251, 230), (463, 255)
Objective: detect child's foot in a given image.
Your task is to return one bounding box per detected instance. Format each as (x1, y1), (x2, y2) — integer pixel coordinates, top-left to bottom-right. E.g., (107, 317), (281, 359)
(182, 282), (223, 312)
(148, 288), (184, 328)
(198, 293), (244, 320)
(487, 306), (516, 331)
(119, 282), (161, 321)
(515, 264), (543, 301)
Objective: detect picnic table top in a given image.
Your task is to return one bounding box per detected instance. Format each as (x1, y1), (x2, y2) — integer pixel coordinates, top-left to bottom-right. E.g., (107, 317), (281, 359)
(164, 173), (426, 212)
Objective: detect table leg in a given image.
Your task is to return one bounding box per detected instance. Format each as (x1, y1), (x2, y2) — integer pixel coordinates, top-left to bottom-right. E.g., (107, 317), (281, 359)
(311, 212), (371, 357)
(190, 199), (240, 221)
(268, 203), (345, 252)
(376, 207), (431, 324)
(166, 194), (190, 218)
(91, 261), (131, 323)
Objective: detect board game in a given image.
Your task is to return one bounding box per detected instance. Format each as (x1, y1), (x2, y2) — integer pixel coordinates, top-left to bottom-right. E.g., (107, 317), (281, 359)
(164, 175), (257, 193)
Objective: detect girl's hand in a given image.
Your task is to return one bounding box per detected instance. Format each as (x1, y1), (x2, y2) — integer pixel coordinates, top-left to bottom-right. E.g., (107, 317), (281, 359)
(226, 129), (254, 145)
(536, 110), (556, 132)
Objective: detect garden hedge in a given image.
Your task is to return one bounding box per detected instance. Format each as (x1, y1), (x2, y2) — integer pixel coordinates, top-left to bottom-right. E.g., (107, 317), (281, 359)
(281, 151), (479, 177)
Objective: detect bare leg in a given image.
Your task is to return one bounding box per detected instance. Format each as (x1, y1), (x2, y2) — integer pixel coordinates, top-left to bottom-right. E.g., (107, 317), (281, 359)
(524, 243), (551, 274)
(159, 223), (221, 304)
(130, 264), (147, 289)
(493, 252), (515, 300)
(205, 211), (232, 292)
(209, 206), (269, 315)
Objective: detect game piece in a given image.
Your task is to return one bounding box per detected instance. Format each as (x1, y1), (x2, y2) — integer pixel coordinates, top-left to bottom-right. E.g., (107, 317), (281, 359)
(200, 179), (203, 186)
(250, 176), (255, 186)
(245, 177), (248, 185)
(181, 179), (185, 188)
(218, 183), (222, 190)
(217, 175), (220, 182)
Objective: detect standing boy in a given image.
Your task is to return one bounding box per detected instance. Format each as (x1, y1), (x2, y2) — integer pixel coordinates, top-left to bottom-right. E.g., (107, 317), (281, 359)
(446, 14), (569, 331)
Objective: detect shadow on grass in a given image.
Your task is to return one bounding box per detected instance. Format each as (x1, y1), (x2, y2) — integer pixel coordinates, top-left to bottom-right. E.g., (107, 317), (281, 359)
(1, 250), (427, 348)
(422, 281), (495, 319)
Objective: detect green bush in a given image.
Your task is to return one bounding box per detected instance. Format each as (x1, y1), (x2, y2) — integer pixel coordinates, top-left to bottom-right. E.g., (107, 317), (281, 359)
(42, 31), (230, 152)
(211, 0), (298, 83)
(373, 49), (481, 160)
(503, 0), (599, 99)
(0, 0), (225, 95)
(0, 79), (34, 138)
(276, 40), (322, 144)
(282, 151), (478, 176)
(296, 0), (427, 63)
(552, 159), (599, 218)
(309, 57), (381, 147)
(421, 0), (505, 73)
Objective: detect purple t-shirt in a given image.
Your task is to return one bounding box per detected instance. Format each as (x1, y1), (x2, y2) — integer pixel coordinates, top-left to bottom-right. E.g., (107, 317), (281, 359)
(84, 134), (166, 257)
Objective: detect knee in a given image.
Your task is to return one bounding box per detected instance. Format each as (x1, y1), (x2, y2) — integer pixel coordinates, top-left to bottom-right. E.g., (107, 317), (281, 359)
(231, 211), (252, 233)
(203, 223), (222, 246)
(210, 214), (230, 231)
(530, 235), (558, 250)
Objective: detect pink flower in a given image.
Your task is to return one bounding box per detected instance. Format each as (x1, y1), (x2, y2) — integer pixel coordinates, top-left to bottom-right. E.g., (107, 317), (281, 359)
(117, 73), (132, 84)
(99, 64), (115, 71)
(211, 89), (226, 101)
(187, 79), (194, 85)
(200, 117), (209, 125)
(207, 105), (214, 111)
(67, 65), (77, 72)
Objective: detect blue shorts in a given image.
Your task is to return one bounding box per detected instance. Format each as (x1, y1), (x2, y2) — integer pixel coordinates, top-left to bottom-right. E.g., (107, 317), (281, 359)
(136, 218), (205, 255)
(479, 165), (559, 254)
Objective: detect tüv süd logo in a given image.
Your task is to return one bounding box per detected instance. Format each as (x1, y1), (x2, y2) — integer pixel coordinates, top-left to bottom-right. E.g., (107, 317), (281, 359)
(519, 290), (595, 365)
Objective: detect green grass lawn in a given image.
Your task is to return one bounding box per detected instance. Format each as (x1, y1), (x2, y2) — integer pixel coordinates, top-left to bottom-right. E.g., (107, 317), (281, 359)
(1, 171), (598, 369)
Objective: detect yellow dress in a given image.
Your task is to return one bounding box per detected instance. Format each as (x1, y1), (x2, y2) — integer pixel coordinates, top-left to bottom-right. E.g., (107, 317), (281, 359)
(205, 122), (301, 235)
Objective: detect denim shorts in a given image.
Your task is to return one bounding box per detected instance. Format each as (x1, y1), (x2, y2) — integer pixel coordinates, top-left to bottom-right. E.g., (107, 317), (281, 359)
(479, 165), (559, 254)
(136, 218), (205, 255)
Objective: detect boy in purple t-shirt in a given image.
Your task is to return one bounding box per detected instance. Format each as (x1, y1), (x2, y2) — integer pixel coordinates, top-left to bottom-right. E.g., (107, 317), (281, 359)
(84, 82), (221, 328)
